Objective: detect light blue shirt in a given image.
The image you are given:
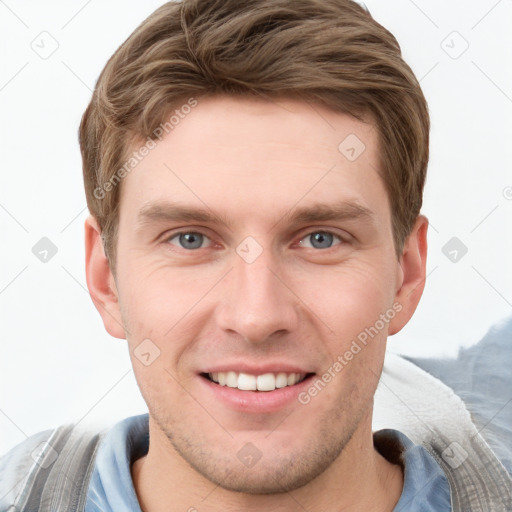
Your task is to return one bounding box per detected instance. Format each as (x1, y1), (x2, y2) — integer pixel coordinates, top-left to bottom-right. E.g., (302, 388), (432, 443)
(84, 414), (451, 511)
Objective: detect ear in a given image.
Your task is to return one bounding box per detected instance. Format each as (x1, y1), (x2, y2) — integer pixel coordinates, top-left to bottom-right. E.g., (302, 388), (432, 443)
(388, 215), (428, 336)
(84, 215), (126, 339)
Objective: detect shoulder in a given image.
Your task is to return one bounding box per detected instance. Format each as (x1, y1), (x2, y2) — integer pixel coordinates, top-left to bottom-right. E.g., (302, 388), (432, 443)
(0, 422), (106, 512)
(405, 314), (512, 475)
(0, 427), (56, 510)
(375, 321), (512, 510)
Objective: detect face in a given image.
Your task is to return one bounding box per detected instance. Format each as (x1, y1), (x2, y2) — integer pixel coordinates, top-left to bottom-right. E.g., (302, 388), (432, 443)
(94, 95), (416, 493)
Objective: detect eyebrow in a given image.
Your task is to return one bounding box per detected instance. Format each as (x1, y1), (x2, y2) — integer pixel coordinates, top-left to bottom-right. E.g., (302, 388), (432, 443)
(280, 202), (375, 229)
(135, 200), (375, 232)
(136, 203), (231, 231)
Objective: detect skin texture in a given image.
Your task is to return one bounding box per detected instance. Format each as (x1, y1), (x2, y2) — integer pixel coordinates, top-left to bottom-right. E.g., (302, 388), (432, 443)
(85, 95), (428, 512)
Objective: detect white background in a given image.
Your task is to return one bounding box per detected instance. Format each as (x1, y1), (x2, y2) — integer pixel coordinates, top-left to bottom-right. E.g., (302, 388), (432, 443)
(1, 0), (511, 455)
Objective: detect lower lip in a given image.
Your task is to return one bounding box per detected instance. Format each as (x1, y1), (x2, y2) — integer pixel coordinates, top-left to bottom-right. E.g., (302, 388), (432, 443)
(198, 374), (315, 414)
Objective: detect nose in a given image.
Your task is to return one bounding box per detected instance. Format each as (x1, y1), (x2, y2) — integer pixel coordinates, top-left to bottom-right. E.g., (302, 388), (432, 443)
(215, 241), (299, 344)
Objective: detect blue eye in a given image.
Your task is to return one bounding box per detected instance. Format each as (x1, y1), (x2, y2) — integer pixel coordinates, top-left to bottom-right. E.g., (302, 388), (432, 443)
(168, 232), (208, 250)
(301, 231), (341, 249)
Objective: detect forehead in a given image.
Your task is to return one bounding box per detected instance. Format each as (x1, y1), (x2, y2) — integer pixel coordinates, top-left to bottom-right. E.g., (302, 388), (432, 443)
(119, 95), (390, 228)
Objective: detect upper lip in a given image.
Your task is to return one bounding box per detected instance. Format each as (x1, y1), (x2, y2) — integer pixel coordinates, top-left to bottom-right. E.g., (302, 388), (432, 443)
(200, 362), (314, 375)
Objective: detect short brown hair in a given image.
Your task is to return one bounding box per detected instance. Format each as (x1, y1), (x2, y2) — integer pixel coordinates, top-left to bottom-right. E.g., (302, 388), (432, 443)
(79, 0), (429, 267)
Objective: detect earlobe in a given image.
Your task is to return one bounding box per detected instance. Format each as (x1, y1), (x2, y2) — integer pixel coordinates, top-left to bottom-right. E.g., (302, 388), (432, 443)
(388, 215), (428, 336)
(84, 215), (126, 339)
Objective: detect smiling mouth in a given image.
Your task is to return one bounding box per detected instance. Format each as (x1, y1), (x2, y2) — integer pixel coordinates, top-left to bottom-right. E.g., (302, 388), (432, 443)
(201, 371), (315, 392)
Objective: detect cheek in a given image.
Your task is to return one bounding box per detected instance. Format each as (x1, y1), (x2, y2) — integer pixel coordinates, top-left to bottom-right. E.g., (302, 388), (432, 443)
(295, 256), (397, 333)
(290, 257), (396, 389)
(119, 258), (214, 334)
(118, 261), (224, 391)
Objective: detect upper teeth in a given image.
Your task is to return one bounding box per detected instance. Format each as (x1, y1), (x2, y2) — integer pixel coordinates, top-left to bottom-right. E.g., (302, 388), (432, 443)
(208, 371), (306, 391)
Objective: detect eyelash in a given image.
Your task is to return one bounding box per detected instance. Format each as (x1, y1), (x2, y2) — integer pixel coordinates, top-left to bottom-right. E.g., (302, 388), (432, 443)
(163, 229), (348, 251)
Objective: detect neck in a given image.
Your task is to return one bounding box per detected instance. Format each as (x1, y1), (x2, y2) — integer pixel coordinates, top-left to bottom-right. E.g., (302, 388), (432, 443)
(131, 411), (403, 512)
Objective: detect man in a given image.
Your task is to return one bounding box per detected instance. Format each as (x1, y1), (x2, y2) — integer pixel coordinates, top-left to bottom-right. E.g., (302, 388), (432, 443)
(1, 0), (511, 511)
